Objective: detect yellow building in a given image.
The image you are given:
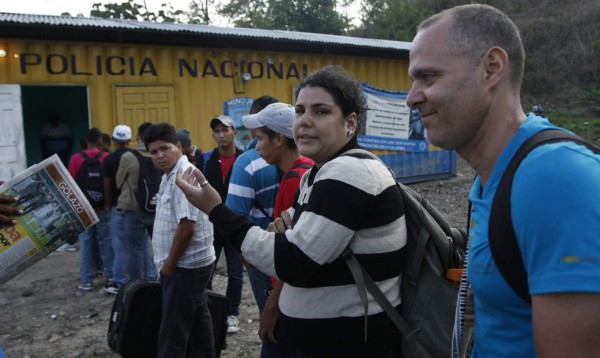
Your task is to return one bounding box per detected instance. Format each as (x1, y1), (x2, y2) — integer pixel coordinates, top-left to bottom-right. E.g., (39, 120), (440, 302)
(0, 12), (454, 182)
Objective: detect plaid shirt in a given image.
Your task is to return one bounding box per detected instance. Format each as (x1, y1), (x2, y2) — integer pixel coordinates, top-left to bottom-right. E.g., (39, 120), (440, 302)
(152, 155), (215, 271)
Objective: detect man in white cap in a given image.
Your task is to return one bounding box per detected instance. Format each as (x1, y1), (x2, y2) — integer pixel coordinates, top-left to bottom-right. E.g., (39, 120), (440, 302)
(242, 103), (313, 355)
(114, 122), (158, 294)
(102, 124), (132, 294)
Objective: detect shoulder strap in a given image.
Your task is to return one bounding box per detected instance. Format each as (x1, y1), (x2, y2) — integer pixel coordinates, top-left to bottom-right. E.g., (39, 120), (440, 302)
(253, 198), (273, 222)
(342, 247), (418, 345)
(131, 149), (143, 160)
(282, 162), (312, 180)
(489, 129), (600, 304)
(79, 151), (90, 160)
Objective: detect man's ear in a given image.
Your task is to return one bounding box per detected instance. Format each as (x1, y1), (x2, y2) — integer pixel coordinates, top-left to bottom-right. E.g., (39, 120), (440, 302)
(275, 133), (286, 147)
(483, 46), (509, 88)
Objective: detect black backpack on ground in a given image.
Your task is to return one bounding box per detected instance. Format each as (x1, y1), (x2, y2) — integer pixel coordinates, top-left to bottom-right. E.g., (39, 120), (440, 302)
(341, 149), (467, 358)
(131, 150), (162, 213)
(107, 279), (230, 358)
(76, 151), (105, 209)
(489, 129), (600, 303)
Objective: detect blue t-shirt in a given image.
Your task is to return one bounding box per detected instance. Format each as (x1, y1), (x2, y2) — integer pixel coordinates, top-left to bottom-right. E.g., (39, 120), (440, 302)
(225, 140), (280, 229)
(469, 114), (600, 357)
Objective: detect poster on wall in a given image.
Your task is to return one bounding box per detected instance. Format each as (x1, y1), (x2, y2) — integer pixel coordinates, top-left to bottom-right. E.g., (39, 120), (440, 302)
(0, 85), (27, 181)
(223, 97), (254, 150)
(358, 83), (428, 152)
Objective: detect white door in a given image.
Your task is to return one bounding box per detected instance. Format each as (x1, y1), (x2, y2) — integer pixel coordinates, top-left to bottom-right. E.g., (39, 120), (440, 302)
(0, 85), (26, 182)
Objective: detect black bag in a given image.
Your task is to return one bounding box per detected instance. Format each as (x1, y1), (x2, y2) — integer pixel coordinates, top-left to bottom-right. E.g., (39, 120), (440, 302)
(489, 129), (600, 303)
(107, 279), (230, 358)
(131, 150), (162, 213)
(107, 280), (162, 358)
(75, 151), (105, 208)
(207, 290), (230, 356)
(342, 149), (467, 358)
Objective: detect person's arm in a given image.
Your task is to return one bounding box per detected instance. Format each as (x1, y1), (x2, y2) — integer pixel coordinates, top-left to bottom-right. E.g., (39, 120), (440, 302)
(115, 153), (132, 190)
(103, 177), (112, 209)
(160, 217), (196, 275)
(533, 292), (600, 357)
(259, 280), (282, 343)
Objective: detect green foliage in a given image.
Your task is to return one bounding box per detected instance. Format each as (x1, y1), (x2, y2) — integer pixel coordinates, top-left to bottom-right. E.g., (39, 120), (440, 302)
(548, 112), (600, 143)
(217, 0), (349, 34)
(90, 0), (184, 22)
(349, 0), (429, 40)
(188, 0), (216, 24)
(91, 0), (143, 20)
(584, 85), (600, 116)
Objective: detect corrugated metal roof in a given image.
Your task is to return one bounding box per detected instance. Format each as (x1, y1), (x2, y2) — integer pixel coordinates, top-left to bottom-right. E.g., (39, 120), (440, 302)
(0, 12), (411, 52)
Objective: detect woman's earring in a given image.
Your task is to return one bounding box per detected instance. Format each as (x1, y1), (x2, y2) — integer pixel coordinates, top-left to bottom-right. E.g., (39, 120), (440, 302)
(347, 129), (354, 137)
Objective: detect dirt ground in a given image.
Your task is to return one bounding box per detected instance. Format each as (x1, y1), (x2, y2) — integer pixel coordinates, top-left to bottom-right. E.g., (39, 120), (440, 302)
(0, 157), (475, 358)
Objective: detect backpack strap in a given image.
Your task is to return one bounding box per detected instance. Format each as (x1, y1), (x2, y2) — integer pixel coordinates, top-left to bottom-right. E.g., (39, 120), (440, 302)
(253, 198), (273, 222)
(131, 149), (145, 165)
(338, 149), (421, 348)
(342, 247), (417, 344)
(489, 129), (600, 304)
(282, 163), (313, 180)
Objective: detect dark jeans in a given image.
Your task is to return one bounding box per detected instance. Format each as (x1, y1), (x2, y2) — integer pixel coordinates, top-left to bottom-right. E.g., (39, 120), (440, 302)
(158, 265), (215, 358)
(210, 234), (243, 316)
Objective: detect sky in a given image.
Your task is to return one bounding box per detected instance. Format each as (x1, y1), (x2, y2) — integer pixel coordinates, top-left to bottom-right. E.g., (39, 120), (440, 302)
(0, 0), (195, 18)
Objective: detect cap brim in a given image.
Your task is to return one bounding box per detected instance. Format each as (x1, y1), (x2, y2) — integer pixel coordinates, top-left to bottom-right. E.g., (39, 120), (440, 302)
(210, 117), (234, 128)
(242, 113), (262, 129)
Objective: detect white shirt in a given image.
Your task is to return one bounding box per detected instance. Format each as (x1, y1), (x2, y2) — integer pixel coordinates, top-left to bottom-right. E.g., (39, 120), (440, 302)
(152, 155), (215, 271)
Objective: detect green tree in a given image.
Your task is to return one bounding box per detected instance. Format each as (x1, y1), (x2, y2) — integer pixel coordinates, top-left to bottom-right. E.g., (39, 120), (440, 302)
(188, 0), (216, 24)
(217, 0), (269, 28)
(218, 0), (349, 34)
(90, 0), (184, 22)
(350, 0), (432, 40)
(90, 0), (144, 20)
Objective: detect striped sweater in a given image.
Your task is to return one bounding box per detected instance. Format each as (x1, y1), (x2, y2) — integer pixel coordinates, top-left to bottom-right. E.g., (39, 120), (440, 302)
(210, 145), (407, 355)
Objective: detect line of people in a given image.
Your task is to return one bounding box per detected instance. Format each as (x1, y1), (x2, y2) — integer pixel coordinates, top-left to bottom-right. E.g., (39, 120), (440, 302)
(5, 4), (599, 356)
(65, 124), (158, 293)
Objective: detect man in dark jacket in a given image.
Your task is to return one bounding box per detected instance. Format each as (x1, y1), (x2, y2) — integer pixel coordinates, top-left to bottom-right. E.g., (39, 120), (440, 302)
(203, 115), (244, 333)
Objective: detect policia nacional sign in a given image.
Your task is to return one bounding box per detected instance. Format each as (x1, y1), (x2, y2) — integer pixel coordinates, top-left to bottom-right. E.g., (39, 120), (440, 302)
(18, 53), (309, 80)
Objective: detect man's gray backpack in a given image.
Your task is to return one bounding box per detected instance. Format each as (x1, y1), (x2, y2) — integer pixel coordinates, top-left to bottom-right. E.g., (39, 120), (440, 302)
(343, 150), (467, 357)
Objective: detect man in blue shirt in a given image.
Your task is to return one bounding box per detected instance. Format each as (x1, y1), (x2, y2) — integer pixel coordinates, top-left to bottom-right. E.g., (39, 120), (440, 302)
(407, 4), (600, 357)
(225, 95), (280, 356)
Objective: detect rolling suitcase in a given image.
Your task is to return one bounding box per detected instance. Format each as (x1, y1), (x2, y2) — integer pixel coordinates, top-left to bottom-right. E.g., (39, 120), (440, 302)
(107, 279), (230, 357)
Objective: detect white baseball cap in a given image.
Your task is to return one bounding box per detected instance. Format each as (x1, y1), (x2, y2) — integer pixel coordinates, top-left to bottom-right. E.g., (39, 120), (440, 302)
(242, 103), (294, 139)
(112, 124), (132, 143)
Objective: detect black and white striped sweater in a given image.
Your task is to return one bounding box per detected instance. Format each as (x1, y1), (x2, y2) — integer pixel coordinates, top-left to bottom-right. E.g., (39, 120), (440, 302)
(210, 145), (407, 355)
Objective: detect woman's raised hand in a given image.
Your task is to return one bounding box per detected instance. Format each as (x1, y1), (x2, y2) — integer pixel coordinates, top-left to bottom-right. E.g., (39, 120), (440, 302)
(175, 166), (222, 214)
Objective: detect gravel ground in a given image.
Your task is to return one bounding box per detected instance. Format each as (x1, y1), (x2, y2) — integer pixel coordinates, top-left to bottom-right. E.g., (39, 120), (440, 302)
(0, 156), (475, 358)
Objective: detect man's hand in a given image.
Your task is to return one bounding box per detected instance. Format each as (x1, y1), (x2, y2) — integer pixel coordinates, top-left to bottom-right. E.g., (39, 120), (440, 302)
(259, 280), (283, 343)
(160, 262), (176, 276)
(0, 192), (21, 227)
(267, 211), (292, 234)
